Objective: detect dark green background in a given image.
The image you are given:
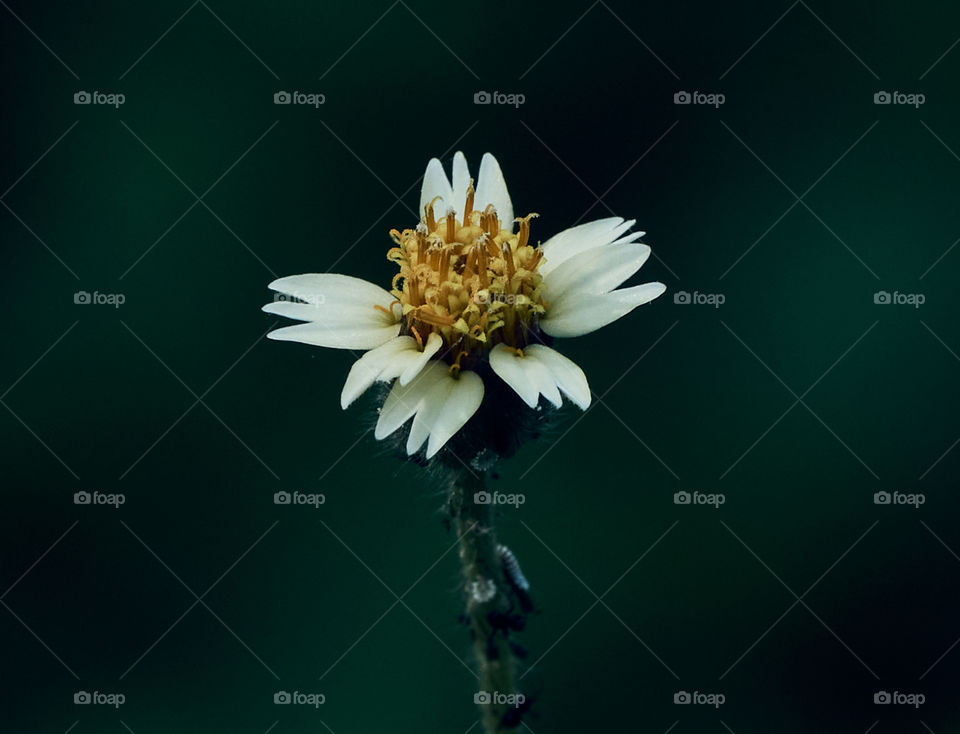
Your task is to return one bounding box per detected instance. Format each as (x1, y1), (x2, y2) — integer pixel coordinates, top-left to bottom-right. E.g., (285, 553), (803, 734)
(3, 1), (960, 731)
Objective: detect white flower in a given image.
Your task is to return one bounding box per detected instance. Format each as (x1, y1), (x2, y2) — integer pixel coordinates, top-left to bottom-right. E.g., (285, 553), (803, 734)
(263, 152), (665, 459)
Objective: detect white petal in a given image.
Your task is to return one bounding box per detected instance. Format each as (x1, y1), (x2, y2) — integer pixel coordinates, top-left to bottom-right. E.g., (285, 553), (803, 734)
(492, 343), (590, 410)
(399, 331), (443, 385)
(475, 153), (513, 231)
(539, 218), (644, 277)
(263, 300), (390, 324)
(544, 242), (652, 309)
(267, 320), (400, 350)
(609, 231), (646, 247)
(340, 332), (447, 407)
(264, 273), (399, 350)
(375, 362), (439, 441)
(340, 336), (418, 409)
(541, 282), (666, 338)
(375, 362), (484, 459)
(267, 273), (394, 308)
(489, 344), (550, 408)
(424, 371), (484, 458)
(451, 151), (470, 215)
(406, 393), (442, 454)
(524, 345), (591, 409)
(419, 157), (453, 220)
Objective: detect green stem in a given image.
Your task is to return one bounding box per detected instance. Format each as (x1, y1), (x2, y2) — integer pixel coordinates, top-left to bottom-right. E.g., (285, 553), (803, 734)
(448, 468), (521, 734)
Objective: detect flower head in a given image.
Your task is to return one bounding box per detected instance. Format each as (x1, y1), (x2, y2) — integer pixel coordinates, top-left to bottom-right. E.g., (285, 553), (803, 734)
(264, 153), (665, 460)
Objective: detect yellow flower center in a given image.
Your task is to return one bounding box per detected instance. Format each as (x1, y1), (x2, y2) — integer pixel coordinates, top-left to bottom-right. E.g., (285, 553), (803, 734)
(386, 181), (546, 365)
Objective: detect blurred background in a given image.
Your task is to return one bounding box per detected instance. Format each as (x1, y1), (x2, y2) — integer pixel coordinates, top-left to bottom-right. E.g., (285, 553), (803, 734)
(2, 1), (960, 731)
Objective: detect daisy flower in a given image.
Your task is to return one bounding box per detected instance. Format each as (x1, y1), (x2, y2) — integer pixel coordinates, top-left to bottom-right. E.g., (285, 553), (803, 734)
(263, 152), (665, 460)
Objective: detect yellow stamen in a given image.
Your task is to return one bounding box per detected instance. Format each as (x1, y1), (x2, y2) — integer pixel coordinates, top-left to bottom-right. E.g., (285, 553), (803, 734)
(450, 350), (466, 377)
(439, 246), (451, 284)
(475, 236), (489, 289)
(445, 210), (457, 244)
(414, 224), (428, 265)
(425, 197), (442, 232)
(463, 179), (475, 224)
(409, 273), (421, 307)
(516, 213), (539, 249)
(373, 302), (398, 318)
(502, 241), (516, 281)
(413, 305), (456, 326)
(483, 204), (499, 237)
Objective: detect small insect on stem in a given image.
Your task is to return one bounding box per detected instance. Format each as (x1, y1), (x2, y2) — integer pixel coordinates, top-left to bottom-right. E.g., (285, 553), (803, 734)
(497, 544), (532, 612)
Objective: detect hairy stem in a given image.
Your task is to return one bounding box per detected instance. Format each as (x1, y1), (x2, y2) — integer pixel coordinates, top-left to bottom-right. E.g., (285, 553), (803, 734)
(449, 468), (521, 734)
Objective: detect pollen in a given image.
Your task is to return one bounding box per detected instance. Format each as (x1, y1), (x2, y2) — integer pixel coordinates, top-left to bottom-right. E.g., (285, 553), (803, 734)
(387, 182), (545, 359)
